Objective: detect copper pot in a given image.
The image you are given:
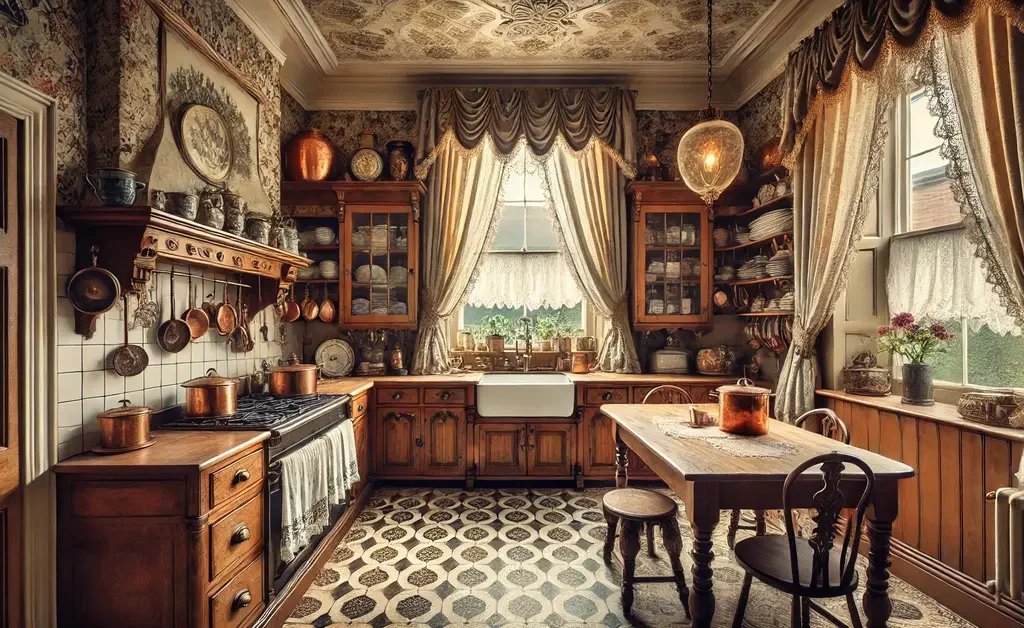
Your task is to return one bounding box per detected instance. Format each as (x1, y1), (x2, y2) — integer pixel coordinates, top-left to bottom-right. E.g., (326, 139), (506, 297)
(183, 368), (239, 417)
(96, 400), (153, 452)
(713, 378), (772, 436)
(284, 129), (335, 182)
(268, 355), (320, 396)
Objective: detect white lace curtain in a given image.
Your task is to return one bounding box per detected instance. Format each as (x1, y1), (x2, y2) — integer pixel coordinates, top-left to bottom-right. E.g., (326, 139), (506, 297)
(888, 227), (1022, 336)
(466, 252), (583, 310)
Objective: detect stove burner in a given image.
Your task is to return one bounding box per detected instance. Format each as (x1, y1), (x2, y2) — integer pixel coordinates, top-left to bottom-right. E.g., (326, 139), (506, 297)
(162, 394), (344, 431)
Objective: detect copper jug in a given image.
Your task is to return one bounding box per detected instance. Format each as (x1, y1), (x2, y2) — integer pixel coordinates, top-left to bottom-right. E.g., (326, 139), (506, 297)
(284, 129), (335, 181)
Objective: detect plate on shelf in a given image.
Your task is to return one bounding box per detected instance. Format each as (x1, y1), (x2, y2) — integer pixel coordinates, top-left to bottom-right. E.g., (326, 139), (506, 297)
(315, 339), (356, 378)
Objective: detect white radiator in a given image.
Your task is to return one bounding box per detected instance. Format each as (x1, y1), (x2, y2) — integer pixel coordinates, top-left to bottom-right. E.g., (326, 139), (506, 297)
(988, 487), (1024, 602)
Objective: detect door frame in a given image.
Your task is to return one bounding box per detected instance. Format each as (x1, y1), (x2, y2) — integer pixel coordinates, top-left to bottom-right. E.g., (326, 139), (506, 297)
(0, 70), (58, 628)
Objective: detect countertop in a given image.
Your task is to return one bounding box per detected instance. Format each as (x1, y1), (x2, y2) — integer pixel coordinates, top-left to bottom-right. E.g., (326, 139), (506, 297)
(817, 389), (1024, 443)
(54, 430), (270, 474)
(317, 372), (753, 396)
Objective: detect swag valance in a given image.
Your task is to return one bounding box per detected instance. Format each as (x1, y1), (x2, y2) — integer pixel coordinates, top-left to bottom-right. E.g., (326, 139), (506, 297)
(780, 0), (1024, 154)
(414, 87), (637, 179)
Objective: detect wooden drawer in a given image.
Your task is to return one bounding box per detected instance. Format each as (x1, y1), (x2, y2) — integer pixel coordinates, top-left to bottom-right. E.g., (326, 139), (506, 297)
(376, 387), (419, 405)
(351, 391), (369, 419)
(209, 493), (264, 582)
(209, 555), (264, 628)
(584, 386), (629, 405)
(210, 450), (264, 510)
(423, 387), (466, 405)
(72, 480), (186, 518)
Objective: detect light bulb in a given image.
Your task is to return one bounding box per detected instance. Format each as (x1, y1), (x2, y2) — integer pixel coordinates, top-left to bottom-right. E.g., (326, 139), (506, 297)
(703, 151), (717, 170)
(677, 118), (744, 205)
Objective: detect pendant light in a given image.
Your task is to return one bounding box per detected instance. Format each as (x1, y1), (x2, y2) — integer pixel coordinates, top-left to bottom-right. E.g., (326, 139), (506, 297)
(677, 0), (744, 209)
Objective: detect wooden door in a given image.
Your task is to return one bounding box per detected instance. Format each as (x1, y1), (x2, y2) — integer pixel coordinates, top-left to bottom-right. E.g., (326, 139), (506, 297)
(476, 423), (526, 476)
(0, 112), (21, 627)
(421, 408), (465, 477)
(581, 408), (616, 477)
(351, 415), (369, 496)
(527, 424), (575, 476)
(374, 407), (419, 475)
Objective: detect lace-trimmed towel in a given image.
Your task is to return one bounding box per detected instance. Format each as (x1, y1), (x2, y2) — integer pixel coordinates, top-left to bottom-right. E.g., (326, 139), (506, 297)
(280, 420), (360, 563)
(655, 418), (799, 459)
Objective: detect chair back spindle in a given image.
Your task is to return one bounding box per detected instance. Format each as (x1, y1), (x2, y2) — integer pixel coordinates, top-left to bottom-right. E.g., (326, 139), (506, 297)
(795, 408), (850, 444)
(782, 452), (875, 593)
(642, 385), (693, 405)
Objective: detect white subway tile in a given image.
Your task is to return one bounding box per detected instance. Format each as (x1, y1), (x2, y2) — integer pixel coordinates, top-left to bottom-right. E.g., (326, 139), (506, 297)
(105, 369), (125, 397)
(83, 410), (99, 434)
(191, 362), (206, 378)
(58, 425), (83, 446)
(125, 373), (144, 393)
(58, 401), (82, 428)
(58, 439), (82, 461)
(105, 318), (124, 345)
(177, 363), (191, 383)
(82, 370), (105, 398)
(144, 366), (162, 389)
(104, 394), (124, 410)
(56, 274), (68, 298)
(145, 344), (162, 366)
(82, 398), (104, 424)
(56, 253), (75, 276)
(162, 385), (177, 408)
(191, 342), (204, 362)
(57, 372), (81, 403)
(162, 364), (177, 386)
(82, 345), (106, 372)
(144, 387), (163, 409)
(57, 345), (82, 373)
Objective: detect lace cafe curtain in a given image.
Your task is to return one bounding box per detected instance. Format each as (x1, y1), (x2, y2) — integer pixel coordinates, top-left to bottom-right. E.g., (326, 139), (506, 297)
(888, 227), (1022, 336)
(466, 252), (583, 311)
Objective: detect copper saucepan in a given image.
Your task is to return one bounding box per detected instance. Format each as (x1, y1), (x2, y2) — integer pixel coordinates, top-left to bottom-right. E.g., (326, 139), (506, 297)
(182, 368), (239, 417)
(268, 354), (320, 396)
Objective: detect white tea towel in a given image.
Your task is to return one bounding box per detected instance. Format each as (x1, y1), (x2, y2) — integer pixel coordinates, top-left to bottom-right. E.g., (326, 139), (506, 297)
(339, 418), (360, 492)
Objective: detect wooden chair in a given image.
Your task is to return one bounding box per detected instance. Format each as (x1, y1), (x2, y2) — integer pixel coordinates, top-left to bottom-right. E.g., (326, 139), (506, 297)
(602, 488), (690, 619)
(726, 408), (851, 549)
(731, 452), (876, 628)
(599, 384), (693, 618)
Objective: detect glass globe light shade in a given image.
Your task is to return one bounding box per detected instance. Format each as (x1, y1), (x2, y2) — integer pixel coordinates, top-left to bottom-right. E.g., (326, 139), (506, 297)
(677, 118), (745, 205)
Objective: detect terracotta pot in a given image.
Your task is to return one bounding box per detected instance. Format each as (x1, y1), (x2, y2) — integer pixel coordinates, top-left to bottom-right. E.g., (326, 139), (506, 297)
(284, 129), (335, 182)
(486, 336), (505, 353)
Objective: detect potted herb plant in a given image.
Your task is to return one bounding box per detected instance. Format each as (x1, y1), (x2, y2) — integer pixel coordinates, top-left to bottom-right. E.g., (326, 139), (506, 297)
(482, 314), (511, 353)
(536, 314), (556, 351)
(877, 312), (956, 406)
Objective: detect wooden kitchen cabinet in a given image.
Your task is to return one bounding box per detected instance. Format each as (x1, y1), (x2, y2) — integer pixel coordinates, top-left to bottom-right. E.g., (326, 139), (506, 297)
(581, 407), (617, 477)
(527, 424), (575, 476)
(375, 407), (419, 475)
(476, 423), (527, 476)
(627, 182), (714, 329)
(421, 408), (466, 476)
(351, 413), (369, 497)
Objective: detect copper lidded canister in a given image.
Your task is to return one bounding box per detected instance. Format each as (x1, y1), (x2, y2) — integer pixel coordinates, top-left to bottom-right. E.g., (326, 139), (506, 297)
(268, 354), (320, 396)
(96, 399), (154, 453)
(714, 378), (772, 436)
(183, 368), (239, 417)
(283, 129), (335, 182)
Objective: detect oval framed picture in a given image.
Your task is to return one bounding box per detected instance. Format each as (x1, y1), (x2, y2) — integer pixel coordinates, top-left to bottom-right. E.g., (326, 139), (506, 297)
(179, 104), (233, 184)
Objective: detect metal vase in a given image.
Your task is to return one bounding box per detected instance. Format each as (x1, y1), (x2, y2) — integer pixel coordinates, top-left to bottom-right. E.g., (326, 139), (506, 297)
(901, 363), (934, 406)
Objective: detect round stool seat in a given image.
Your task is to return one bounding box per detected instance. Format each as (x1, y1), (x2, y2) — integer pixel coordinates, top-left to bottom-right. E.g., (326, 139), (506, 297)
(602, 488), (677, 520)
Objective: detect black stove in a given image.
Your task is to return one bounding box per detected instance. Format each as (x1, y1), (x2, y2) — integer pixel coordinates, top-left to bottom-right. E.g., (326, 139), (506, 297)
(161, 393), (350, 459)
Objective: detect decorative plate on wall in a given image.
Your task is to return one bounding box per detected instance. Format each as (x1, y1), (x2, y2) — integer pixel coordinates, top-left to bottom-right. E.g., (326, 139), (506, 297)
(315, 339), (356, 378)
(179, 104), (233, 184)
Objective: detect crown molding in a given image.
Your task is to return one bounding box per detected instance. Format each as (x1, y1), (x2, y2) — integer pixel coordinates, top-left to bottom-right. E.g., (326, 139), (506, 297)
(224, 0), (286, 65)
(244, 0), (844, 111)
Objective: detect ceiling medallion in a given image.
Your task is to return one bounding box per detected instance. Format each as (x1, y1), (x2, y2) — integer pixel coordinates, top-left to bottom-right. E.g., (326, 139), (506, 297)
(486, 0), (601, 39)
(676, 0), (744, 210)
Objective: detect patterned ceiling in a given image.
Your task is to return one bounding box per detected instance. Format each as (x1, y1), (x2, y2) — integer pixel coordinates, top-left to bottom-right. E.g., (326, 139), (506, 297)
(301, 0), (778, 62)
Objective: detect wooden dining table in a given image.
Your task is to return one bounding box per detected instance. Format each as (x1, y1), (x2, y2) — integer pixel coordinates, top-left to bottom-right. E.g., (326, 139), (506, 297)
(600, 403), (916, 628)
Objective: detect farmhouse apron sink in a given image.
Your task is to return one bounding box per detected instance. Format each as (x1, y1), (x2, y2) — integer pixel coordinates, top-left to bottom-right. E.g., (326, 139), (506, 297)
(476, 372), (575, 418)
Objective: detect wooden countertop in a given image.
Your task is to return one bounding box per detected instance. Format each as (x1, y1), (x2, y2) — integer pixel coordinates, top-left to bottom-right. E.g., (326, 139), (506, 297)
(817, 389), (1024, 443)
(54, 430), (269, 474)
(317, 372), (751, 396)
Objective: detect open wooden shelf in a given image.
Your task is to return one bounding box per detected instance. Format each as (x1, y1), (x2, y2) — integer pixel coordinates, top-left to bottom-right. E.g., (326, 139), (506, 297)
(715, 232), (793, 252)
(299, 245), (339, 252)
(732, 194), (793, 219)
(737, 311), (794, 317)
(58, 206), (311, 338)
(724, 275), (793, 286)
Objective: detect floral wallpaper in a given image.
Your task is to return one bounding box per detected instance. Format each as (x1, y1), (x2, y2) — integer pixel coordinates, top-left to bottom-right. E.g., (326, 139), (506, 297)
(281, 89), (308, 144)
(307, 109), (418, 156)
(0, 0), (87, 205)
(737, 72), (785, 161)
(301, 0), (776, 62)
(636, 109), (741, 179)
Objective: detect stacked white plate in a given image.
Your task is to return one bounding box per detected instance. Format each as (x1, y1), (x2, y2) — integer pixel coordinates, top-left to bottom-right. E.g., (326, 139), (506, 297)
(737, 255), (769, 280)
(313, 226), (336, 245)
(390, 266), (409, 285)
(351, 298), (370, 316)
(647, 260), (666, 275)
(713, 228), (731, 248)
(735, 226), (750, 243)
(354, 264), (387, 284)
(390, 302), (408, 315)
(748, 208), (794, 241)
(319, 260), (339, 279)
(351, 225), (389, 250)
(297, 266), (320, 280)
(665, 261), (681, 277)
(779, 291), (795, 311)
(647, 299), (665, 315)
(714, 265), (736, 282)
(766, 250), (793, 277)
(370, 293), (389, 315)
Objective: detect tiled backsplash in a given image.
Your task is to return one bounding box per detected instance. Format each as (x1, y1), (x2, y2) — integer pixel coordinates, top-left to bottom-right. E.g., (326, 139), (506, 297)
(56, 228), (299, 460)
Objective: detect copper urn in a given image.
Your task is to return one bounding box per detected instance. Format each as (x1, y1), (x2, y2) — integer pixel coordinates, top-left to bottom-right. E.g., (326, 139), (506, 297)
(713, 379), (772, 436)
(284, 129), (335, 181)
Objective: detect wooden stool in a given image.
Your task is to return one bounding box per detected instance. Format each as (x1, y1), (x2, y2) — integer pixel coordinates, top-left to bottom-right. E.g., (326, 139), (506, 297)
(602, 487), (691, 619)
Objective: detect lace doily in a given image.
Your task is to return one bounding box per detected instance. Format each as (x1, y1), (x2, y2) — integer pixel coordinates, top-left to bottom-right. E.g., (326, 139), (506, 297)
(655, 418), (799, 459)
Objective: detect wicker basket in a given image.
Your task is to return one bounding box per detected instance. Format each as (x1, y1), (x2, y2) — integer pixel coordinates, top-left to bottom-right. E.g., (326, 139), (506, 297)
(957, 391), (1023, 428)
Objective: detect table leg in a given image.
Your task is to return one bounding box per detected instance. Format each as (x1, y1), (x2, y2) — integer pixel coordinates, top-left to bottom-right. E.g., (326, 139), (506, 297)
(615, 433), (628, 488)
(863, 481), (898, 628)
(686, 491), (719, 628)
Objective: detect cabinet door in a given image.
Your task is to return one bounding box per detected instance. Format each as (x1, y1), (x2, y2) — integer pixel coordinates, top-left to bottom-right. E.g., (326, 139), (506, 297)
(476, 423), (526, 476)
(421, 408), (465, 477)
(581, 408), (617, 477)
(342, 206), (417, 329)
(351, 415), (369, 496)
(527, 424), (575, 477)
(375, 408), (419, 475)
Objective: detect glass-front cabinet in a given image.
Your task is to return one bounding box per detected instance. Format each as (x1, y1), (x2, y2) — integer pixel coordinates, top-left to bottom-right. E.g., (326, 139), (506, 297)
(628, 182), (713, 329)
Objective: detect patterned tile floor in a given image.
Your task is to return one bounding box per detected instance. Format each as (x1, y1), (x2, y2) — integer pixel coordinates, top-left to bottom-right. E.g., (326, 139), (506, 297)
(286, 487), (975, 627)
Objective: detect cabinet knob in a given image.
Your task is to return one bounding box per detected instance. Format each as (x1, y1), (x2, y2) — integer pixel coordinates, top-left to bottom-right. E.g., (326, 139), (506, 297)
(357, 403), (364, 413)
(602, 392), (613, 401)
(232, 589), (252, 611)
(231, 525), (251, 544)
(233, 468), (251, 484)
(392, 392), (402, 400)
(440, 391), (451, 400)
(415, 437), (424, 448)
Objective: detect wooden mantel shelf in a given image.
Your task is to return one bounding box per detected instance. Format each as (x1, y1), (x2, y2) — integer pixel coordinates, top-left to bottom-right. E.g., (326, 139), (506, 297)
(59, 206), (312, 337)
(281, 180), (426, 222)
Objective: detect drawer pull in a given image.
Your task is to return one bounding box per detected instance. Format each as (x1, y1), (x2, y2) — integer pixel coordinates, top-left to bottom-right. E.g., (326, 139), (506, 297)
(233, 468), (251, 484)
(392, 392), (402, 400)
(440, 391), (451, 401)
(357, 403), (365, 413)
(231, 524), (251, 544)
(602, 392), (613, 401)
(232, 589), (252, 611)
(415, 437), (424, 448)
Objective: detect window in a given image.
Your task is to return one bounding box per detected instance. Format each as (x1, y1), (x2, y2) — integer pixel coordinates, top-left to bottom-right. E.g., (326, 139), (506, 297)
(888, 88), (1024, 389)
(459, 159), (585, 344)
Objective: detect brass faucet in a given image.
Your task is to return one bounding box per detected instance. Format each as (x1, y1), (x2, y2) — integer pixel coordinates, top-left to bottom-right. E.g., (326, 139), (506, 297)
(515, 317), (533, 372)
